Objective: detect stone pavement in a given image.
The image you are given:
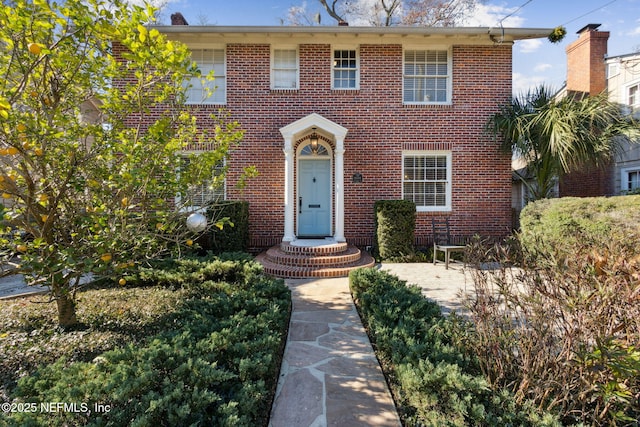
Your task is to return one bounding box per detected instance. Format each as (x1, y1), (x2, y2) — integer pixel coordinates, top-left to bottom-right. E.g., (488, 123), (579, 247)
(380, 261), (471, 315)
(269, 261), (470, 427)
(269, 277), (401, 427)
(0, 273), (47, 300)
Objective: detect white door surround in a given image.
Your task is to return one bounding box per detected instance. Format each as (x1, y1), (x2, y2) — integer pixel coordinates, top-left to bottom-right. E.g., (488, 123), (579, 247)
(280, 113), (348, 242)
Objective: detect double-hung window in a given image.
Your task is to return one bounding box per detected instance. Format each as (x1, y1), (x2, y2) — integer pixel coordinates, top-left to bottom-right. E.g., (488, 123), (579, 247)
(272, 48), (299, 90)
(177, 156), (225, 210)
(622, 167), (640, 193)
(403, 49), (450, 104)
(628, 83), (640, 112)
(402, 151), (452, 211)
(333, 49), (358, 89)
(185, 49), (226, 104)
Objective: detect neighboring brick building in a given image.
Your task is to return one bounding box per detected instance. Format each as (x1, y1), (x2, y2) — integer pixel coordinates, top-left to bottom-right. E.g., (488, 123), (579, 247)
(559, 23), (640, 198)
(153, 24), (551, 275)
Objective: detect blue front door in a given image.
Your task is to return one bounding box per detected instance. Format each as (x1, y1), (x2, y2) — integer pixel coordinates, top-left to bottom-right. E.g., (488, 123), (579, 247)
(298, 159), (331, 237)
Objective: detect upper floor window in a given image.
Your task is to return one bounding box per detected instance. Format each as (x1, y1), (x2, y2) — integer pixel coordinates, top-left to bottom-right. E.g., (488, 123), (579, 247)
(272, 48), (299, 90)
(185, 49), (226, 104)
(333, 49), (358, 89)
(628, 83), (640, 109)
(402, 151), (452, 211)
(403, 49), (450, 104)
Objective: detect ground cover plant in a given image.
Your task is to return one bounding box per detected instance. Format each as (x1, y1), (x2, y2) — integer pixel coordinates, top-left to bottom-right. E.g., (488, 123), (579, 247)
(0, 255), (291, 426)
(349, 267), (559, 426)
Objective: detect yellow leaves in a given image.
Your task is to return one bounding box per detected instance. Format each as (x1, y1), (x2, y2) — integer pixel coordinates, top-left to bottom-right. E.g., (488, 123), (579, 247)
(137, 24), (147, 43)
(34, 147), (43, 156)
(38, 194), (48, 203)
(2, 193), (12, 199)
(6, 147), (19, 156)
(120, 197), (129, 207)
(0, 97), (10, 119)
(16, 244), (27, 253)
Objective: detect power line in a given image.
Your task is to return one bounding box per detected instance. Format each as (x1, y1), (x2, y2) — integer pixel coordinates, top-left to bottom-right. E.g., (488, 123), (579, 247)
(561, 0), (618, 26)
(498, 0), (534, 26)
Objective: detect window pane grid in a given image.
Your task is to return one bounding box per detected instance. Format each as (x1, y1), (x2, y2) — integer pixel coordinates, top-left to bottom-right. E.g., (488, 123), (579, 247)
(404, 49), (449, 103)
(403, 154), (448, 207)
(181, 158), (225, 207)
(333, 49), (357, 89)
(629, 171), (639, 190)
(185, 49), (225, 104)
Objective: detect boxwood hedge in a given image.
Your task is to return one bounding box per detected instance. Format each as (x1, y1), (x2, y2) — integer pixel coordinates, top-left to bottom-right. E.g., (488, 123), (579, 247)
(349, 267), (560, 426)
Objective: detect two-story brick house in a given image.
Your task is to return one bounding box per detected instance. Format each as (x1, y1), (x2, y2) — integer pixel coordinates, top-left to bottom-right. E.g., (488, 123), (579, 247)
(154, 24), (552, 276)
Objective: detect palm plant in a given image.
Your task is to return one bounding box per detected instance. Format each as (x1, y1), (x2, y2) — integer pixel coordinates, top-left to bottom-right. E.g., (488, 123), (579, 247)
(488, 85), (640, 201)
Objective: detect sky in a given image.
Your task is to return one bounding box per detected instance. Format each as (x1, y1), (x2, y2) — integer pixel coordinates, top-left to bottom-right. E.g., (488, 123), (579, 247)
(157, 0), (640, 95)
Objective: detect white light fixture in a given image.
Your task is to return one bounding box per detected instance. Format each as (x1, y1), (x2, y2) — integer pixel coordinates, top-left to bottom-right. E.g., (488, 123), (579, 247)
(186, 212), (207, 233)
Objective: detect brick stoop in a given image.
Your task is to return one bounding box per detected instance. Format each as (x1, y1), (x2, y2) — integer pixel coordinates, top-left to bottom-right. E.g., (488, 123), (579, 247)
(255, 240), (375, 278)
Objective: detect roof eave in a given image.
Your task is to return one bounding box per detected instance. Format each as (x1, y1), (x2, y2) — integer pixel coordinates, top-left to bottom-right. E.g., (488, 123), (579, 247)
(152, 25), (553, 41)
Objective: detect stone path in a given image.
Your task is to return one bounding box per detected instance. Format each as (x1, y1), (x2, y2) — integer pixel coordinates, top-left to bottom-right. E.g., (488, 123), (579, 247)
(269, 277), (401, 427)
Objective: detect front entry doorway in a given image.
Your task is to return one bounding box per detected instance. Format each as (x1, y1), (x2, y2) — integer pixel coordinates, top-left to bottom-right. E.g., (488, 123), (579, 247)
(298, 157), (331, 237)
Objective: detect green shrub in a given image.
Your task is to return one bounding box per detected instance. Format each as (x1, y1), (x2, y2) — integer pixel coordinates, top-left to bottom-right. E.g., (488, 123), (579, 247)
(4, 255), (291, 426)
(349, 268), (559, 426)
(374, 200), (415, 261)
(519, 195), (640, 260)
(205, 201), (250, 253)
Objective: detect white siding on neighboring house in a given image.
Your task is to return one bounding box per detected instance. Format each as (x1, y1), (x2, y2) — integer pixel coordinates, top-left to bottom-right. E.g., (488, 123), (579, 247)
(606, 53), (640, 194)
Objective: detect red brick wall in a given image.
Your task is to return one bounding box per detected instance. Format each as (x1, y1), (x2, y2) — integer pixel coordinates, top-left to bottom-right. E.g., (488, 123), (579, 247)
(562, 26), (612, 197)
(143, 42), (513, 250)
(566, 27), (609, 96)
(559, 161), (615, 198)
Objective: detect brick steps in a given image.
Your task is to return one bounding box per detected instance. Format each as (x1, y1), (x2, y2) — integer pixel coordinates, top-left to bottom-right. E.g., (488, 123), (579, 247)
(256, 240), (375, 279)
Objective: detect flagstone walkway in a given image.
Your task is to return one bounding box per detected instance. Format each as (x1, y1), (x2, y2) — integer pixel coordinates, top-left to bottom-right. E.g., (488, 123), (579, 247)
(269, 277), (401, 427)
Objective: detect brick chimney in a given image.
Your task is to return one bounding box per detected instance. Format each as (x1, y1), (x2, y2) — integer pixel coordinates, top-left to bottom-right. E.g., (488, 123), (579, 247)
(170, 12), (189, 25)
(565, 24), (609, 96)
(560, 24), (615, 198)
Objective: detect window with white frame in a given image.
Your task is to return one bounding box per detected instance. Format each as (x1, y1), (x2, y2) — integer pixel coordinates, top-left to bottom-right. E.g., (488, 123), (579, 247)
(622, 167), (640, 193)
(628, 83), (640, 111)
(272, 48), (299, 90)
(402, 152), (452, 211)
(333, 49), (358, 89)
(177, 156), (225, 209)
(403, 49), (450, 104)
(185, 49), (226, 104)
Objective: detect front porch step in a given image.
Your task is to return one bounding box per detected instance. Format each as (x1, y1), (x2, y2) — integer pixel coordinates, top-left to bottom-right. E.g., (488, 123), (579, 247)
(255, 243), (375, 279)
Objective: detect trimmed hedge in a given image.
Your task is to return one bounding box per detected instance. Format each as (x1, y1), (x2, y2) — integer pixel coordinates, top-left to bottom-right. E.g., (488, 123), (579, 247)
(349, 267), (560, 426)
(6, 255), (290, 427)
(374, 200), (415, 261)
(519, 195), (640, 258)
(205, 201), (250, 253)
